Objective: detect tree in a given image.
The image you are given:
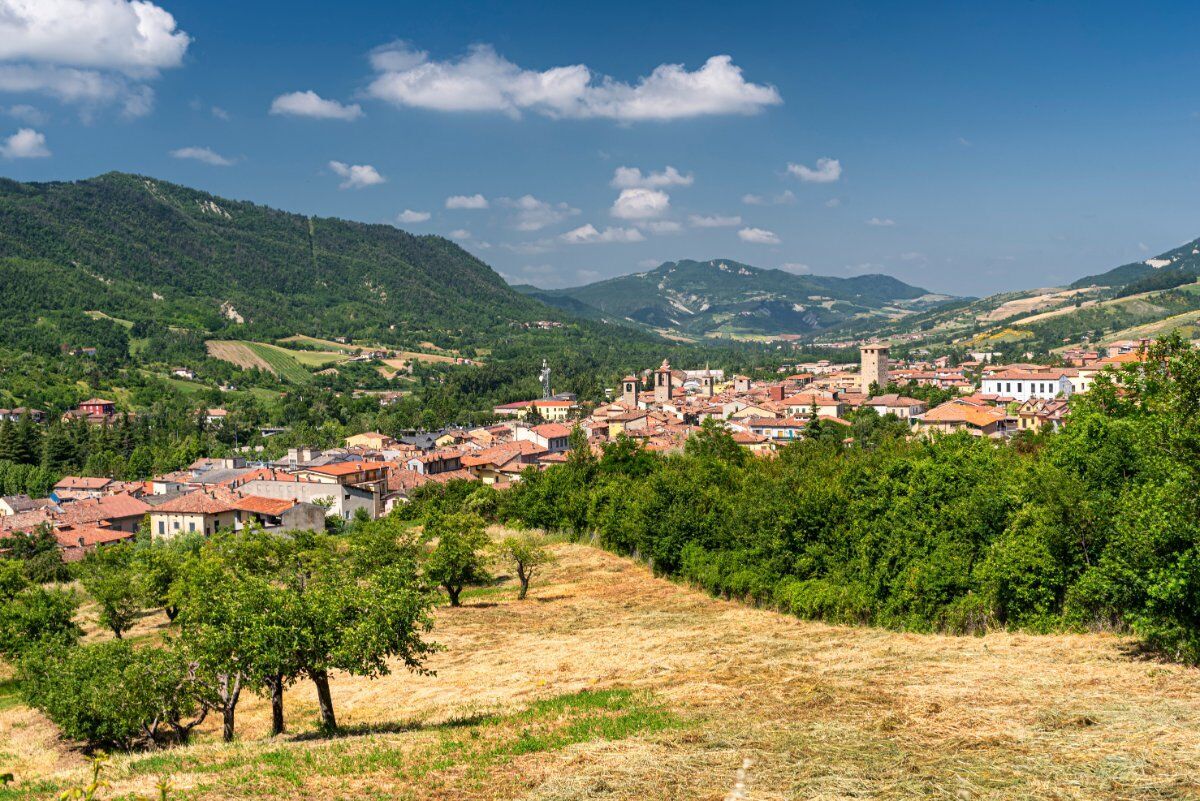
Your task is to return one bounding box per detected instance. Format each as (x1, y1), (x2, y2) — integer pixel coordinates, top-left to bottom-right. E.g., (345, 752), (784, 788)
(134, 536), (197, 621)
(424, 513), (492, 607)
(0, 565), (81, 658)
(78, 545), (143, 639)
(494, 534), (554, 600)
(684, 418), (746, 466)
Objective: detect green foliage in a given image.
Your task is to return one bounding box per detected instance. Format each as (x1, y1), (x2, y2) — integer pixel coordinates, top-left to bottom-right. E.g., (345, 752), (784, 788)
(19, 640), (205, 750)
(494, 533), (554, 600)
(0, 582), (81, 658)
(424, 513), (492, 607)
(77, 544), (143, 639)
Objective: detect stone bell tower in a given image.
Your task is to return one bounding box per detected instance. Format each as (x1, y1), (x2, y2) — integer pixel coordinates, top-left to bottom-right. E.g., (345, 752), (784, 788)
(653, 359), (673, 403)
(860, 343), (890, 394)
(621, 375), (640, 407)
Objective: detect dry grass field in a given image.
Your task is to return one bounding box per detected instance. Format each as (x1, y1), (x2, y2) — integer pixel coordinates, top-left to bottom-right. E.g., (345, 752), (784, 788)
(3, 540), (1200, 800)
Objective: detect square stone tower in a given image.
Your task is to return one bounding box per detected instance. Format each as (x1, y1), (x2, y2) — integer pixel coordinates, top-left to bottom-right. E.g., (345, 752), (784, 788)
(621, 375), (640, 407)
(860, 344), (889, 394)
(653, 360), (673, 403)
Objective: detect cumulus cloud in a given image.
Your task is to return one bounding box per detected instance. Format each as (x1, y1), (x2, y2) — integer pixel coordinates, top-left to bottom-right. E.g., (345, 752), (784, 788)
(445, 193), (489, 209)
(0, 0), (190, 116)
(611, 187), (669, 219)
(689, 213), (741, 228)
(742, 190), (794, 206)
(738, 226), (780, 244)
(499, 194), (579, 231)
(270, 90), (363, 120)
(0, 127), (49, 158)
(365, 43), (781, 121)
(611, 165), (693, 189)
(561, 224), (645, 244)
(866, 217), (896, 227)
(170, 146), (234, 166)
(329, 160), (385, 189)
(396, 209), (431, 223)
(787, 157), (841, 183)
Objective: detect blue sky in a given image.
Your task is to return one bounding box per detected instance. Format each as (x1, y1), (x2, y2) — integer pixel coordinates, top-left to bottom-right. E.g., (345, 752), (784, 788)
(2, 0), (1199, 296)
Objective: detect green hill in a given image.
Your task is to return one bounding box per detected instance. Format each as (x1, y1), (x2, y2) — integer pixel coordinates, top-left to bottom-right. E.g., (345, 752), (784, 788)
(1070, 237), (1200, 290)
(518, 259), (955, 338)
(0, 172), (555, 346)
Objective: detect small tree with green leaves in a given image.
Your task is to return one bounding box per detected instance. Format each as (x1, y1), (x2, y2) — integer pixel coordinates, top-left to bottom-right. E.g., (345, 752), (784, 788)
(424, 513), (491, 607)
(78, 544), (143, 639)
(494, 534), (555, 600)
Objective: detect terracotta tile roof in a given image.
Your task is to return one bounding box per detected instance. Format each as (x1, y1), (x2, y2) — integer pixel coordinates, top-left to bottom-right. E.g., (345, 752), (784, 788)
(531, 423), (571, 438)
(232, 495), (298, 516)
(151, 491), (237, 515)
(56, 493), (150, 526)
(54, 476), (113, 491)
(921, 401), (1007, 428)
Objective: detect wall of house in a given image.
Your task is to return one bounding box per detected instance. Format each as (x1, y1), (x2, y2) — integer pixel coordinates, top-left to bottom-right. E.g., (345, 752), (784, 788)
(236, 480), (376, 520)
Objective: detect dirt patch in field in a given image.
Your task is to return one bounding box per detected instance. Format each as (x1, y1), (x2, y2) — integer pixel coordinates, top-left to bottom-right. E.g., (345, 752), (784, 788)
(204, 340), (272, 372)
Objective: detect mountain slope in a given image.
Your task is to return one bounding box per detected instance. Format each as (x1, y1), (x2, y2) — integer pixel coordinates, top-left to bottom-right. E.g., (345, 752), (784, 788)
(0, 172), (554, 344)
(1071, 237), (1200, 289)
(519, 259), (954, 337)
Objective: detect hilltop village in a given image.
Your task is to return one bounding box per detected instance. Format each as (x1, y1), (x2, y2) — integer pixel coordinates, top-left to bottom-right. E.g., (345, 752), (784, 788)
(0, 338), (1147, 564)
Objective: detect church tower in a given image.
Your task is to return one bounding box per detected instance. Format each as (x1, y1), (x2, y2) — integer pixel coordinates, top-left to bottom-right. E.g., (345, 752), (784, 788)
(860, 343), (890, 394)
(621, 375), (640, 407)
(653, 360), (673, 403)
(700, 370), (714, 398)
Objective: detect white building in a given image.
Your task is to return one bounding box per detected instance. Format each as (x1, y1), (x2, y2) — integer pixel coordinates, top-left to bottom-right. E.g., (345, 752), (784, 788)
(980, 371), (1074, 402)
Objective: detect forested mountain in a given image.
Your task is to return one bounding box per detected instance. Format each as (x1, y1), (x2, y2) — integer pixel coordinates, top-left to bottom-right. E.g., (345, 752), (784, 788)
(1071, 237), (1200, 290)
(518, 259), (956, 337)
(0, 172), (555, 346)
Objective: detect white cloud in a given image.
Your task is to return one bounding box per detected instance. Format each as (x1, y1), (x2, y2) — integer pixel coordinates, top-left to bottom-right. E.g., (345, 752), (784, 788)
(270, 90), (363, 121)
(642, 220), (683, 235)
(0, 127), (49, 158)
(0, 0), (189, 72)
(329, 160), (385, 189)
(1138, 242), (1150, 252)
(779, 262), (810, 274)
(611, 187), (669, 219)
(866, 217), (896, 227)
(787, 157), (841, 183)
(397, 209), (431, 223)
(450, 229), (472, 239)
(561, 223), (645, 244)
(742, 190), (794, 206)
(170, 146), (234, 166)
(4, 104), (46, 124)
(0, 0), (189, 116)
(899, 251), (925, 262)
(0, 64), (154, 118)
(576, 268), (600, 282)
(611, 165), (693, 189)
(824, 197), (841, 207)
(211, 106), (229, 120)
(445, 193), (489, 209)
(366, 43), (781, 121)
(689, 213), (741, 228)
(499, 194), (579, 231)
(638, 258), (662, 268)
(738, 226), (780, 244)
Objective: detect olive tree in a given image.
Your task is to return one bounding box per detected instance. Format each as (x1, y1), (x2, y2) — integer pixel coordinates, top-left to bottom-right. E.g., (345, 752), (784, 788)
(494, 534), (555, 600)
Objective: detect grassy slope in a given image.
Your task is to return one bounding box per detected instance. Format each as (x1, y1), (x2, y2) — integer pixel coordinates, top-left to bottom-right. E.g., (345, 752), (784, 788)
(3, 541), (1199, 800)
(205, 340), (347, 383)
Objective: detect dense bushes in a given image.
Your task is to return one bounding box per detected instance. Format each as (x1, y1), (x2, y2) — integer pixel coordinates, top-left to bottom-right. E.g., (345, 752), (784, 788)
(493, 337), (1200, 660)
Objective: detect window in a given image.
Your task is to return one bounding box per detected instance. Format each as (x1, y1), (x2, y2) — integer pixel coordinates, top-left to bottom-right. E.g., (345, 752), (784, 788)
(158, 521), (164, 535)
(188, 522), (195, 532)
(173, 521), (179, 531)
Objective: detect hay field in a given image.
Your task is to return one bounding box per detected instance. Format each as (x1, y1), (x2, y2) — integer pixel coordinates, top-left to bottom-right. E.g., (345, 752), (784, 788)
(205, 340), (346, 383)
(2, 541), (1199, 800)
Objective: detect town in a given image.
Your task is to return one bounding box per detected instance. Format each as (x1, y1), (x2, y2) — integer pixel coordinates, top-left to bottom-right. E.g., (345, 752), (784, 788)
(0, 338), (1148, 563)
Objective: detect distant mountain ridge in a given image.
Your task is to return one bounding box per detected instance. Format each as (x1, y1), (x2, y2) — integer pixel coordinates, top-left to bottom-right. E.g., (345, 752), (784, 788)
(518, 258), (955, 337)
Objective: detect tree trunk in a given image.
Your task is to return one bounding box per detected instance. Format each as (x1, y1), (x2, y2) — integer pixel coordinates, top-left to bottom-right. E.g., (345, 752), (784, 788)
(165, 606), (179, 622)
(268, 675), (285, 736)
(447, 585), (462, 607)
(112, 627), (123, 639)
(222, 705), (236, 742)
(518, 577), (529, 601)
(311, 670), (337, 731)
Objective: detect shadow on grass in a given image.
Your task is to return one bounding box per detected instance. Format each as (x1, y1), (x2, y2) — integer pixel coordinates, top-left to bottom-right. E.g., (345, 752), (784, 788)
(286, 711), (497, 743)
